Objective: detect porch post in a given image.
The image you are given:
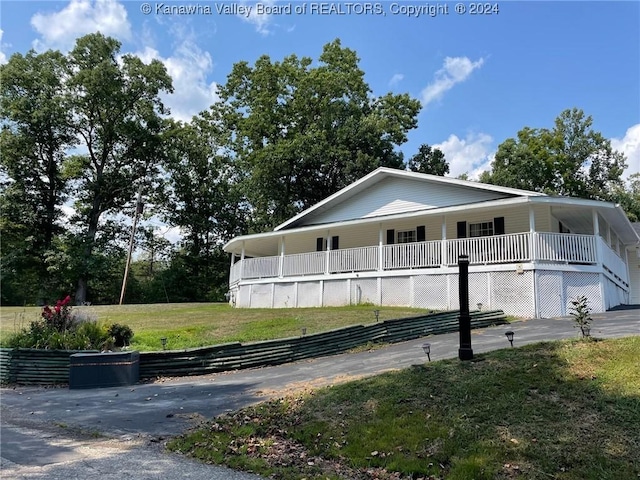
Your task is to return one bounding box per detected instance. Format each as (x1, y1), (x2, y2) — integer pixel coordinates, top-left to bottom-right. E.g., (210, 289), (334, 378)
(378, 225), (384, 271)
(529, 205), (536, 262)
(325, 231), (331, 274)
(240, 242), (246, 280)
(441, 217), (447, 266)
(593, 210), (602, 265)
(278, 236), (285, 278)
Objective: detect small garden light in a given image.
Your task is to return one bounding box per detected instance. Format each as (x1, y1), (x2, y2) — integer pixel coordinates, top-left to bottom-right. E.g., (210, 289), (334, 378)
(301, 327), (307, 336)
(505, 331), (514, 347)
(373, 309), (380, 322)
(161, 337), (167, 350)
(422, 342), (431, 361)
(477, 302), (483, 311)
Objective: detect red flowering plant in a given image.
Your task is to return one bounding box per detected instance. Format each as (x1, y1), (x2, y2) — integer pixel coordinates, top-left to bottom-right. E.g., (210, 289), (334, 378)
(41, 295), (76, 332)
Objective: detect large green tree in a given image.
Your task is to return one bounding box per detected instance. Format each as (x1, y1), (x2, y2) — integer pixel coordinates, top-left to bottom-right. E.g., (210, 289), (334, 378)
(407, 144), (449, 176)
(218, 39), (421, 230)
(481, 108), (627, 200)
(159, 114), (249, 301)
(0, 50), (76, 304)
(64, 33), (173, 303)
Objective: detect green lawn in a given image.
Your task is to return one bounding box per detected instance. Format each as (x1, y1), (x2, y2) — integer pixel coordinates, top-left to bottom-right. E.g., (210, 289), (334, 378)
(0, 303), (430, 351)
(168, 337), (640, 480)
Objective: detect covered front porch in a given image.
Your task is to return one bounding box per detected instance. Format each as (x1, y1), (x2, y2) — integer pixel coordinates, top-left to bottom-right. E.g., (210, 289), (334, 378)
(225, 196), (636, 316)
(230, 231), (629, 290)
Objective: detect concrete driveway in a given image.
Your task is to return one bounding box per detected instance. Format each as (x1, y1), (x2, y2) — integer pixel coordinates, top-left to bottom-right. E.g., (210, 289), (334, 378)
(1, 308), (638, 479)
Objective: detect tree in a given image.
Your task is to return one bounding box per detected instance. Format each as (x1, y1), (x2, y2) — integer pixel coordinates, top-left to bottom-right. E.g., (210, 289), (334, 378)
(407, 144), (449, 176)
(609, 173), (640, 222)
(0, 50), (76, 304)
(218, 39), (421, 230)
(159, 115), (249, 301)
(482, 108), (627, 200)
(64, 33), (173, 303)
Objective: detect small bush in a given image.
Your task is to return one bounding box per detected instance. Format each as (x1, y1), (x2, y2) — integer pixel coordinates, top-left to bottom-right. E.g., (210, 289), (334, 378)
(569, 295), (593, 338)
(107, 323), (134, 347)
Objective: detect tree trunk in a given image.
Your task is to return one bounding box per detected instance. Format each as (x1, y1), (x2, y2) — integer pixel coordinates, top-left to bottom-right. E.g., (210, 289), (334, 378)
(74, 194), (101, 304)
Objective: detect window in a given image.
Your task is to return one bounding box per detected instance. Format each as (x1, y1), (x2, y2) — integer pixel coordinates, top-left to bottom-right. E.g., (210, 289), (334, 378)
(397, 230), (416, 243)
(469, 221), (494, 238)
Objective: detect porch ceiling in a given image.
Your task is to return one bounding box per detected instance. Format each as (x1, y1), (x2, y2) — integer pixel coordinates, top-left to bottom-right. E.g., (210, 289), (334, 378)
(551, 202), (639, 244)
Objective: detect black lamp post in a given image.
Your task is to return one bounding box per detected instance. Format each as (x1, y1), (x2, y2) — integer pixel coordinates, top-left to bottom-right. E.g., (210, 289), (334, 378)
(458, 255), (473, 360)
(422, 343), (431, 361)
(373, 309), (380, 322)
(505, 331), (514, 347)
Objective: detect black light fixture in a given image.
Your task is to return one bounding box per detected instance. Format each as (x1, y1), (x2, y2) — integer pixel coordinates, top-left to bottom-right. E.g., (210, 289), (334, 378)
(505, 331), (514, 347)
(301, 327), (307, 336)
(373, 309), (380, 322)
(161, 337), (167, 350)
(422, 343), (431, 361)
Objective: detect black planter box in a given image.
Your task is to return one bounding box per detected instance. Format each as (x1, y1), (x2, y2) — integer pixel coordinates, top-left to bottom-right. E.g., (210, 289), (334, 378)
(69, 351), (140, 389)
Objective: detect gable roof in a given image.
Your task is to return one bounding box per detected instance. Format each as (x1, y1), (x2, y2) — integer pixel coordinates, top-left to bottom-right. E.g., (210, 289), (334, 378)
(275, 167), (546, 231)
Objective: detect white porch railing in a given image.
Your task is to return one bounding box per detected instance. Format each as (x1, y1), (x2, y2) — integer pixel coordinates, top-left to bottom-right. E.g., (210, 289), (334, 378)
(535, 233), (597, 264)
(229, 232), (625, 284)
(242, 256), (280, 279)
(329, 246), (379, 273)
(446, 233), (530, 266)
(384, 241), (441, 269)
(230, 261), (242, 284)
(598, 236), (629, 285)
(283, 251), (326, 277)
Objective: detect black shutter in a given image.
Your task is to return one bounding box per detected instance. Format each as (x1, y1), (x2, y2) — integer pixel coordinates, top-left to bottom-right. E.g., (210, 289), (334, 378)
(316, 237), (324, 252)
(331, 236), (339, 250)
(416, 226), (426, 242)
(494, 217), (505, 235)
(386, 229), (395, 244)
(457, 221), (467, 239)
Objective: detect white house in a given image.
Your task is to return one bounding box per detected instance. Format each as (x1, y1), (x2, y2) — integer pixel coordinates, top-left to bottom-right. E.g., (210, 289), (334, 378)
(224, 168), (640, 317)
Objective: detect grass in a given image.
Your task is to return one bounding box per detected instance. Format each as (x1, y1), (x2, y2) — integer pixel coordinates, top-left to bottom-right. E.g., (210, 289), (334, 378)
(0, 303), (430, 351)
(167, 337), (640, 480)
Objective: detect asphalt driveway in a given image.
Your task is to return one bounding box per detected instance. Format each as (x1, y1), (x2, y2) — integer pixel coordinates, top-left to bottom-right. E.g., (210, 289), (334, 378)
(1, 308), (638, 479)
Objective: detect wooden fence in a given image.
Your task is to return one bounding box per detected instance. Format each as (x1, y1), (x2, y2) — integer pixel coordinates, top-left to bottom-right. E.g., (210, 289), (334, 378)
(0, 310), (507, 385)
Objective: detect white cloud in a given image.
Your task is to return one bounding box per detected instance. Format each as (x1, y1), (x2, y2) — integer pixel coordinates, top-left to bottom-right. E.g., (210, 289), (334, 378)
(134, 43), (219, 123)
(30, 0), (131, 51)
(241, 0), (276, 35)
(421, 56), (485, 107)
(611, 123), (640, 179)
(389, 73), (404, 87)
(0, 30), (7, 64)
(434, 132), (494, 179)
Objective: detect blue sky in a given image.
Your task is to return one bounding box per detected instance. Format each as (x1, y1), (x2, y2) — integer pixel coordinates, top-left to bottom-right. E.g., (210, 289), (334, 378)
(1, 0), (639, 180)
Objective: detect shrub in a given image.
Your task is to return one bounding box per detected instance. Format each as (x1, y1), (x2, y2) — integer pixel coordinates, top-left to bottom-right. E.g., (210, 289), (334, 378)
(5, 297), (133, 351)
(569, 295), (593, 338)
(107, 323), (134, 347)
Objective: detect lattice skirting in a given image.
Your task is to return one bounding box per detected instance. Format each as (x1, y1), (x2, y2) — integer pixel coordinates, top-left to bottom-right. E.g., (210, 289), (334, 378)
(535, 270), (612, 317)
(233, 269), (625, 316)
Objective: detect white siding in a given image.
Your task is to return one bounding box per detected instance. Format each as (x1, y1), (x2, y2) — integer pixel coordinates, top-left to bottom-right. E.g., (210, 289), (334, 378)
(445, 205), (545, 239)
(302, 177), (511, 226)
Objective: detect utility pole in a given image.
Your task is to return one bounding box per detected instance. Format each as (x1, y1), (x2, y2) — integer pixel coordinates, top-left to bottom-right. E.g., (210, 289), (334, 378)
(119, 186), (143, 305)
